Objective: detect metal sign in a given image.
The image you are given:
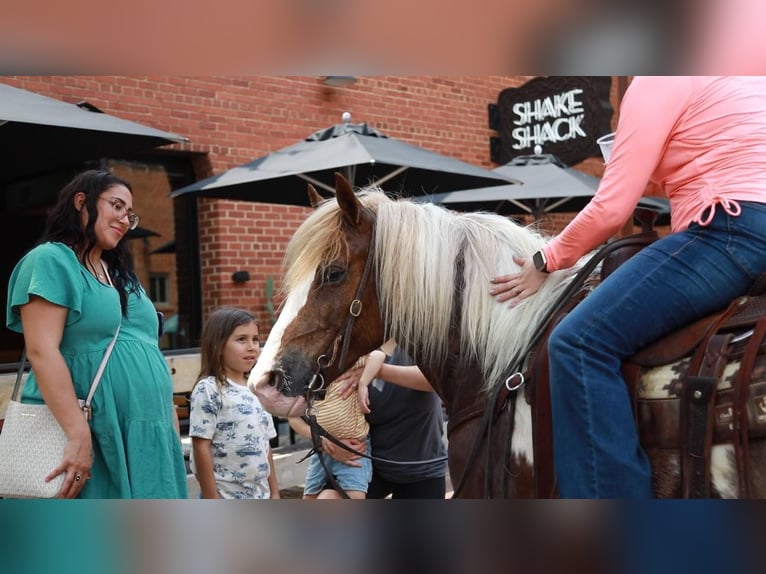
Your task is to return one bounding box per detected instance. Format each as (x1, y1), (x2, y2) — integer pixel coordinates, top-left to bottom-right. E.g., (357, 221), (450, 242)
(489, 76), (613, 166)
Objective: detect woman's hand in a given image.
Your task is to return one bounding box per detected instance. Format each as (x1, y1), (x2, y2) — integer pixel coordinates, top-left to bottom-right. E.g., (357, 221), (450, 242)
(49, 430), (93, 499)
(490, 254), (549, 306)
(322, 437), (366, 467)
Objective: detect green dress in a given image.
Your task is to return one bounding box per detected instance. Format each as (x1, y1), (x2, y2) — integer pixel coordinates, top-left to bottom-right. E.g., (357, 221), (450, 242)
(6, 242), (188, 499)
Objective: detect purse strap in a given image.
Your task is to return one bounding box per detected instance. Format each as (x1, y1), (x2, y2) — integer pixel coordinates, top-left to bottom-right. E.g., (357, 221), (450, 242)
(13, 261), (122, 412)
(12, 326), (121, 408)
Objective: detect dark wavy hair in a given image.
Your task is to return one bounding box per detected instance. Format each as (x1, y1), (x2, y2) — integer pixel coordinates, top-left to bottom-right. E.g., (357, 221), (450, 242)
(39, 169), (140, 315)
(197, 307), (259, 388)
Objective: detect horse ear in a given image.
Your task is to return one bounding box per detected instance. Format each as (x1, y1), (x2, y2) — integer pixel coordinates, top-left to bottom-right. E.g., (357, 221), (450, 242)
(307, 184), (324, 209)
(334, 172), (362, 225)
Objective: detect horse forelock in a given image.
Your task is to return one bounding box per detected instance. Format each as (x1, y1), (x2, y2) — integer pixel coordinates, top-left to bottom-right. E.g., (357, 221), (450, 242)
(376, 202), (580, 393)
(282, 190), (391, 294)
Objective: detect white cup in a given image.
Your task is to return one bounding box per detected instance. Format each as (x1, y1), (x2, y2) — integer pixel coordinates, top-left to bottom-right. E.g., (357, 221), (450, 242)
(596, 132), (616, 164)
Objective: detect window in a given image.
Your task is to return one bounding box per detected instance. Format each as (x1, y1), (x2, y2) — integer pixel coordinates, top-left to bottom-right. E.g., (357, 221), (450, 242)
(149, 273), (169, 305)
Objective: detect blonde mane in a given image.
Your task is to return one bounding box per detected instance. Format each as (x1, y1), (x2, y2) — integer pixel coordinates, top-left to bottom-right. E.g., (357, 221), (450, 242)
(283, 189), (582, 392)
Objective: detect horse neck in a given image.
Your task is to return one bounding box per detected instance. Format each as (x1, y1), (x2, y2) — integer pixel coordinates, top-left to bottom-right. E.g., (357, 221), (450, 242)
(376, 202), (575, 392)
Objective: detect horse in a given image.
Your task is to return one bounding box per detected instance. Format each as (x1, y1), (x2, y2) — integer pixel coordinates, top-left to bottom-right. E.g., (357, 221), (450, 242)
(250, 173), (766, 498)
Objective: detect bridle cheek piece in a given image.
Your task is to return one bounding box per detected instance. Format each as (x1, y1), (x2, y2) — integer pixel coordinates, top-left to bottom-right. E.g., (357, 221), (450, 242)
(305, 223), (377, 401)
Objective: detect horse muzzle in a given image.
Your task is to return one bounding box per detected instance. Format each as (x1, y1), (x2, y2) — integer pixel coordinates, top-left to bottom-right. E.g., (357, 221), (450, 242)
(250, 368), (308, 418)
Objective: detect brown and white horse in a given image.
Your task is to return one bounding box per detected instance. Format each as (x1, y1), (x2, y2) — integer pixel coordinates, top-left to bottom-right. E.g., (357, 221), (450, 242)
(250, 174), (766, 498)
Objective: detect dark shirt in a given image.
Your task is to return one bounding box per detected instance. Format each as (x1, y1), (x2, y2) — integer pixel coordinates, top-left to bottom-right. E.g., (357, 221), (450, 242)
(365, 348), (448, 483)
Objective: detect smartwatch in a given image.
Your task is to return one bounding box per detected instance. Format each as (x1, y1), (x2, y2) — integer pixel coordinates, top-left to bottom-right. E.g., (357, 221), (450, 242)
(532, 250), (549, 273)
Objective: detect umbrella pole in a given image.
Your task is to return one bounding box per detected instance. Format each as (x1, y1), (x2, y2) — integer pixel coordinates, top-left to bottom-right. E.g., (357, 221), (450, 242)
(371, 165), (408, 190)
(297, 174), (336, 194)
(345, 165), (356, 187)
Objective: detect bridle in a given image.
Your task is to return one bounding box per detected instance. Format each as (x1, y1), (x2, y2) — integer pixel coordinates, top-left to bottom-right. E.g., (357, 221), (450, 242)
(298, 219), (449, 497)
(301, 220), (378, 499)
(305, 221), (378, 398)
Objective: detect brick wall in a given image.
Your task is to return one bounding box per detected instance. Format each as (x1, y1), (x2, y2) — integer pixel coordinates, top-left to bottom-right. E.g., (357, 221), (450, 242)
(2, 75), (623, 337)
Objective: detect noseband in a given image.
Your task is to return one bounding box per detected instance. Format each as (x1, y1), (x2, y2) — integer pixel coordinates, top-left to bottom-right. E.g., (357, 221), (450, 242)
(306, 222), (377, 399)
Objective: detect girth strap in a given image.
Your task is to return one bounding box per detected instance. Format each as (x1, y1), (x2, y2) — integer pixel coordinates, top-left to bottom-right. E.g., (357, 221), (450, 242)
(681, 333), (731, 498)
(530, 342), (556, 498)
(449, 378), (517, 498)
(732, 315), (766, 497)
(680, 297), (749, 498)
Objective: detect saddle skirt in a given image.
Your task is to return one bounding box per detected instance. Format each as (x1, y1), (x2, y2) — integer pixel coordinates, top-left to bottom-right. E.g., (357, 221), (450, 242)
(628, 294), (766, 449)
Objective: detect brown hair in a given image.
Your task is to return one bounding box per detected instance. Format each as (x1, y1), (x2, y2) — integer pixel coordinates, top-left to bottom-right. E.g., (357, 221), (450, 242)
(40, 169), (138, 315)
(197, 307), (258, 388)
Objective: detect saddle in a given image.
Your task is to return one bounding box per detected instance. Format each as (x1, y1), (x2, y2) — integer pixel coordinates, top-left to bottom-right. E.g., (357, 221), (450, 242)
(525, 231), (766, 499)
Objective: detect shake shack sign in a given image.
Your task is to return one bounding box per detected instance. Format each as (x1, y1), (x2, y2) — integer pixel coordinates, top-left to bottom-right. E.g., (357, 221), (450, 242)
(489, 76), (613, 166)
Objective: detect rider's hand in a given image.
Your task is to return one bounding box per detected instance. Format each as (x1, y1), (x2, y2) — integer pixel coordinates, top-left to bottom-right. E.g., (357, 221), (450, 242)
(490, 254), (548, 306)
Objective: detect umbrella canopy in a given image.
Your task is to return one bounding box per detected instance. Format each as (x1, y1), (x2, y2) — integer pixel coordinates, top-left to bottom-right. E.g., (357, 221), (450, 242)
(421, 153), (600, 219)
(126, 226), (161, 240)
(420, 158), (670, 226)
(170, 114), (514, 206)
(0, 83), (188, 183)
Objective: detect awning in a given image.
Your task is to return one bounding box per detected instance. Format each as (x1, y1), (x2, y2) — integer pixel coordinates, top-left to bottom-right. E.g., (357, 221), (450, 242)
(0, 83), (188, 183)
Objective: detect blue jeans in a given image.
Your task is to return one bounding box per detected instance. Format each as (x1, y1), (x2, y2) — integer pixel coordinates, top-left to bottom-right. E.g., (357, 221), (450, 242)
(303, 437), (373, 495)
(549, 201), (766, 498)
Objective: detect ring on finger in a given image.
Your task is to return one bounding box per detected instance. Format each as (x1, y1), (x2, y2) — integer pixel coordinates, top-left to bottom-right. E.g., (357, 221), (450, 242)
(75, 473), (82, 482)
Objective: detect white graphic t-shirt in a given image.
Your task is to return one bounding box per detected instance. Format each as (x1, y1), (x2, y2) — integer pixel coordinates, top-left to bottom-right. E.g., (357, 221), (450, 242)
(189, 376), (277, 499)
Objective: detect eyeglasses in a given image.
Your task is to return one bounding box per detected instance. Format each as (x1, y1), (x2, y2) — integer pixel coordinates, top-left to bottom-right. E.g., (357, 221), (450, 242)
(100, 197), (140, 230)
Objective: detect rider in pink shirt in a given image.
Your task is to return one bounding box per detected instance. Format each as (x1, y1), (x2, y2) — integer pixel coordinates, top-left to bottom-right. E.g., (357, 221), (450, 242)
(491, 76), (766, 498)
(545, 76), (766, 271)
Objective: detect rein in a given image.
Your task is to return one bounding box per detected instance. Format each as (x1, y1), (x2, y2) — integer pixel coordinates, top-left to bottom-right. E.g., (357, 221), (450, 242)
(303, 404), (448, 465)
(302, 387), (448, 499)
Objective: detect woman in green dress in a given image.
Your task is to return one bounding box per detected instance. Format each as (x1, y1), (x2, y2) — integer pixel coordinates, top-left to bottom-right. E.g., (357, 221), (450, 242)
(6, 170), (187, 498)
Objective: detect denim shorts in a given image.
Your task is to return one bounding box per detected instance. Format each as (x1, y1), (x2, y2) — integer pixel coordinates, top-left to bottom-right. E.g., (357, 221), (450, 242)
(303, 437), (372, 495)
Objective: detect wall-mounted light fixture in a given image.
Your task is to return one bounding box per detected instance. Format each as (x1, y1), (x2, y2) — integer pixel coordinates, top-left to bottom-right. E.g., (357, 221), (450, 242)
(324, 76), (357, 87)
(232, 270), (250, 283)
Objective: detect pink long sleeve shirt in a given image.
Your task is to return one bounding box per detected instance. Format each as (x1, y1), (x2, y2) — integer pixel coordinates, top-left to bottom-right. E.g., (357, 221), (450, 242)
(544, 76), (766, 272)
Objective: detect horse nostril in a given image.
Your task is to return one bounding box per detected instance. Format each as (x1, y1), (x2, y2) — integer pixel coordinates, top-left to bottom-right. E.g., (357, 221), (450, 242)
(270, 368), (287, 391)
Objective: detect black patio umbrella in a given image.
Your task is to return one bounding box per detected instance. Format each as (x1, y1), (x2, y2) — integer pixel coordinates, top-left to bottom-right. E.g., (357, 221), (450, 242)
(419, 152), (670, 226)
(419, 153), (598, 219)
(126, 226), (161, 240)
(170, 113), (514, 206)
(0, 83), (188, 183)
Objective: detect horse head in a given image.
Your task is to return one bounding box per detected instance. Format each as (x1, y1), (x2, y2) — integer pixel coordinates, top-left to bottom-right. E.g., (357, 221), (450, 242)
(249, 173), (387, 417)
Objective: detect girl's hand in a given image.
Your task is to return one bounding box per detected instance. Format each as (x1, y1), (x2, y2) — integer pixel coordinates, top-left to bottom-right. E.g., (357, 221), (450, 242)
(334, 368), (363, 399)
(357, 383), (370, 414)
(490, 254), (548, 306)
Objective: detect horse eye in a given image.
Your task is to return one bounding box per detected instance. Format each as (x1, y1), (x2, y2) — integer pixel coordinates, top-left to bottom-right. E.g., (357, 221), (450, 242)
(321, 265), (346, 285)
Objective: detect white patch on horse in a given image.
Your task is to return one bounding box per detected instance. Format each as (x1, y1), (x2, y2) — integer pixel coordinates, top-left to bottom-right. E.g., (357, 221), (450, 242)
(513, 400), (534, 464)
(248, 277), (312, 391)
(711, 444), (738, 498)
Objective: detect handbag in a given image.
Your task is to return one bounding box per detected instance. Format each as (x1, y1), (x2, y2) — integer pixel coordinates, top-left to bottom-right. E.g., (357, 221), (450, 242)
(0, 326), (120, 498)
